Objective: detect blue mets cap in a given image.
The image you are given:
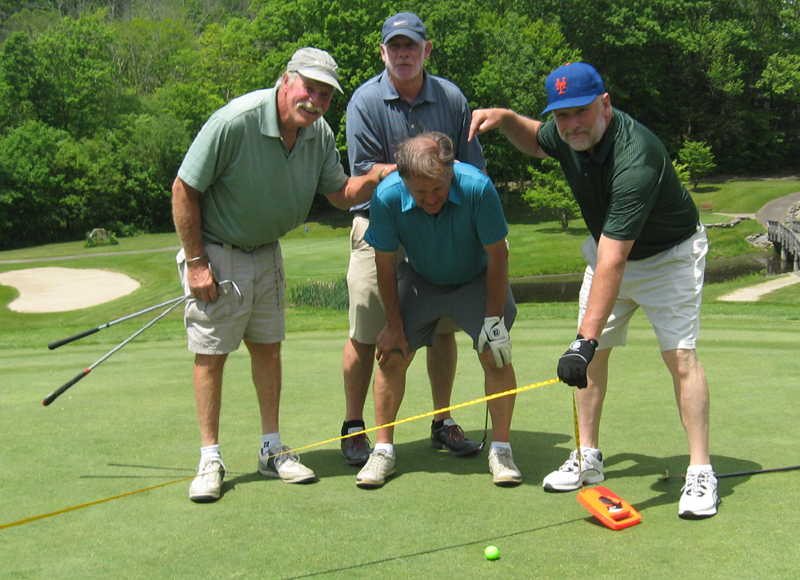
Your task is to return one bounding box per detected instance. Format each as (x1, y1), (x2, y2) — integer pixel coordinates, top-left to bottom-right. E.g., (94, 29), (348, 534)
(541, 62), (606, 115)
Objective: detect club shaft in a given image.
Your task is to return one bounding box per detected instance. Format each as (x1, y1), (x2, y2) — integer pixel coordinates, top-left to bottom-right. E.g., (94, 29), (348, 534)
(47, 295), (186, 350)
(718, 465), (800, 478)
(42, 299), (185, 406)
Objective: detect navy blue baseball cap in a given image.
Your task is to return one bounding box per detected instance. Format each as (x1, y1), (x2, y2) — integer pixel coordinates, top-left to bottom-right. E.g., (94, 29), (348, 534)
(541, 62), (606, 115)
(382, 12), (427, 44)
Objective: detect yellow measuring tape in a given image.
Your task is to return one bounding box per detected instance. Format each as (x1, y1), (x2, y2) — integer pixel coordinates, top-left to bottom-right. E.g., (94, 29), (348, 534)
(1, 377), (560, 531)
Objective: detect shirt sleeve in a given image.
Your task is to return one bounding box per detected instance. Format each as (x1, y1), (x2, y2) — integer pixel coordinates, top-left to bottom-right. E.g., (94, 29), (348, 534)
(363, 185), (400, 253)
(474, 179), (509, 247)
(454, 98), (487, 170)
(177, 115), (239, 193)
(346, 97), (385, 176)
(315, 122), (349, 195)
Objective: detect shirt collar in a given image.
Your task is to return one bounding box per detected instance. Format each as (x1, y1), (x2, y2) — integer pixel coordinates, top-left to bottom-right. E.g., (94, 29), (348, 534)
(400, 171), (464, 212)
(379, 70), (437, 106)
(262, 82), (318, 142)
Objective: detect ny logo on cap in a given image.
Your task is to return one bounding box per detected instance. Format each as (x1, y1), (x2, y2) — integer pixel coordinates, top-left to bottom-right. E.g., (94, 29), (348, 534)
(555, 77), (567, 95)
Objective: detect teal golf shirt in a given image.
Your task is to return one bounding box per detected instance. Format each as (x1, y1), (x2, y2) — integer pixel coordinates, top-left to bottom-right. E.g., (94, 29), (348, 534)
(365, 163), (508, 286)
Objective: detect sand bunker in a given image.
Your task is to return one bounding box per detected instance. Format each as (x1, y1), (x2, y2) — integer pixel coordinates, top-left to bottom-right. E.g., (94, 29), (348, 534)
(0, 267), (140, 313)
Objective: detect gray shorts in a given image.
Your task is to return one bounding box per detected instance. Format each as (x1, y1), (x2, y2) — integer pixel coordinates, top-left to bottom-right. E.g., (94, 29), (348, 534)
(347, 215), (459, 344)
(578, 224), (708, 351)
(397, 260), (517, 353)
(177, 242), (286, 355)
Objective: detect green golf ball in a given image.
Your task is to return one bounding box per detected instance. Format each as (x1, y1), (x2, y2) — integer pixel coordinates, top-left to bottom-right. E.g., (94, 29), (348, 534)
(484, 545), (499, 560)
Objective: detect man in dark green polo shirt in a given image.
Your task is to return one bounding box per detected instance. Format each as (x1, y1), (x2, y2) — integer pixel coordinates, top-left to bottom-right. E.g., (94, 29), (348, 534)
(172, 47), (395, 503)
(469, 62), (717, 519)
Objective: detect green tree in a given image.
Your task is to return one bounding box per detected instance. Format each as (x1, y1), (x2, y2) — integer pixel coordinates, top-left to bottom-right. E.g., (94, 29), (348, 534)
(679, 140), (716, 190)
(523, 158), (580, 230)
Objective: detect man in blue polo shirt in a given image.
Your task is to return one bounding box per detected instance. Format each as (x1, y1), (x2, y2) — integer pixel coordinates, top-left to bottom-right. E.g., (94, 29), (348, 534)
(470, 62), (717, 519)
(354, 132), (521, 489)
(340, 12), (487, 467)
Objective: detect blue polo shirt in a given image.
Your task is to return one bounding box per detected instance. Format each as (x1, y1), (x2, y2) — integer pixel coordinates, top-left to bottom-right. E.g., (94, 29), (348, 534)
(346, 70), (486, 211)
(365, 163), (508, 286)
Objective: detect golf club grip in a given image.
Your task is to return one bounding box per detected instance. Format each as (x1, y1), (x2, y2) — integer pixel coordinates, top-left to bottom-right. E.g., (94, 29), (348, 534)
(48, 327), (100, 350)
(42, 369), (90, 406)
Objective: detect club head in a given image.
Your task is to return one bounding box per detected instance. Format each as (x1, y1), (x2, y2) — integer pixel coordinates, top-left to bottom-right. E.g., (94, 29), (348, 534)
(217, 279), (243, 304)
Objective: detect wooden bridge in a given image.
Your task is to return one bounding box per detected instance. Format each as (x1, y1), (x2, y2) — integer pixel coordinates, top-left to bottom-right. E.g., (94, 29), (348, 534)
(767, 220), (800, 271)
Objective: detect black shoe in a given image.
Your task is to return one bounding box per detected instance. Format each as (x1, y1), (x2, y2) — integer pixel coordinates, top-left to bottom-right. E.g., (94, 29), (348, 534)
(430, 421), (482, 457)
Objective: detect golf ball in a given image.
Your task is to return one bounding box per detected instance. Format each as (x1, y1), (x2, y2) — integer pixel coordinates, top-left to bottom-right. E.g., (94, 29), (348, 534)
(484, 545), (499, 560)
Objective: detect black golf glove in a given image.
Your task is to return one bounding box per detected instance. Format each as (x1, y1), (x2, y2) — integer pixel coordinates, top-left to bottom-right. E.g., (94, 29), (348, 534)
(557, 334), (598, 389)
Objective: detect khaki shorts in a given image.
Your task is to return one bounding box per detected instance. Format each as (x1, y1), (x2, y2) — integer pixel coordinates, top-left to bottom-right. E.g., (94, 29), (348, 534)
(578, 224), (708, 351)
(177, 242), (286, 355)
(347, 215), (458, 344)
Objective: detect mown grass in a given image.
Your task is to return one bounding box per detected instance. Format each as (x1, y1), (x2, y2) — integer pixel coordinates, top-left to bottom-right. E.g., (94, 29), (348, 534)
(1, 177), (799, 579)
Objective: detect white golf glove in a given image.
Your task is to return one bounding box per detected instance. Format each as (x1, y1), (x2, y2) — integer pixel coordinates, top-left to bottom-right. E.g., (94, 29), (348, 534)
(478, 316), (512, 368)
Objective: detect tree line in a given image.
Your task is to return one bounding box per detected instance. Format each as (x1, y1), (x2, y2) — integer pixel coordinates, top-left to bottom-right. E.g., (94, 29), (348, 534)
(0, 0), (797, 249)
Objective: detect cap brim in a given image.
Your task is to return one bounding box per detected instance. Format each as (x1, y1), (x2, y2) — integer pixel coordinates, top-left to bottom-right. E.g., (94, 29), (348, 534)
(541, 94), (600, 115)
(382, 29), (424, 44)
(297, 69), (343, 93)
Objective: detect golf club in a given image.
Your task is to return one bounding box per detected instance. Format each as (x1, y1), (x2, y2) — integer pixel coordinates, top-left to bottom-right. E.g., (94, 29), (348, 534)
(42, 298), (186, 406)
(663, 465), (800, 481)
(42, 279), (244, 406)
(48, 295), (187, 350)
(47, 277), (243, 350)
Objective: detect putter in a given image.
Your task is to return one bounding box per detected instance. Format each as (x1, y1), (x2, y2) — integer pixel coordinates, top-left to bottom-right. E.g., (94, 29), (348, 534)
(42, 280), (243, 406)
(663, 465), (800, 481)
(573, 390), (641, 530)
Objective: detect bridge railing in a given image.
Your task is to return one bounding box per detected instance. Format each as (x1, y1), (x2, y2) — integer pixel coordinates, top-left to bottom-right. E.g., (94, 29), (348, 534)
(767, 220), (800, 271)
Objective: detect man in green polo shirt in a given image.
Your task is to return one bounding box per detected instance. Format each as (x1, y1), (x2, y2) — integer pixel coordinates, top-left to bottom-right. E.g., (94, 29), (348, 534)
(469, 62), (717, 519)
(172, 47), (395, 503)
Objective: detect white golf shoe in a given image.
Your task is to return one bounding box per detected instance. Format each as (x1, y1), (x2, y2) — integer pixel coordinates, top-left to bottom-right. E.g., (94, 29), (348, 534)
(258, 445), (316, 483)
(542, 447), (605, 491)
(679, 467), (718, 519)
(488, 447), (522, 486)
(189, 458), (226, 503)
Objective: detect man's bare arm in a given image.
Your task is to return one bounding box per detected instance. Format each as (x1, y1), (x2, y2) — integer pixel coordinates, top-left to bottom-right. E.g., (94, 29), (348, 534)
(326, 163), (397, 209)
(172, 177), (217, 302)
(578, 235), (634, 341)
(469, 108), (549, 159)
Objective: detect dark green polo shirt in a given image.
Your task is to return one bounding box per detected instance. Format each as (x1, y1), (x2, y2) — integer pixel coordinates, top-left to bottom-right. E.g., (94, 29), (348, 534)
(538, 109), (698, 260)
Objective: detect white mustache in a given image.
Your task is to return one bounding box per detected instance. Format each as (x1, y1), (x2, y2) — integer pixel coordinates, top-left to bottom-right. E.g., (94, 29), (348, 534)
(297, 101), (324, 115)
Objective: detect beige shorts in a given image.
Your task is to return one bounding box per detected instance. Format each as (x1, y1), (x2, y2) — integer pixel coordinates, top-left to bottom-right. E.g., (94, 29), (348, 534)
(177, 241), (285, 355)
(347, 215), (459, 344)
(578, 224), (708, 351)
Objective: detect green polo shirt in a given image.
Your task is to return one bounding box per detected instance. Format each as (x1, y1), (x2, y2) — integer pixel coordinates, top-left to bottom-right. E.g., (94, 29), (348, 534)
(178, 84), (348, 248)
(538, 109), (698, 260)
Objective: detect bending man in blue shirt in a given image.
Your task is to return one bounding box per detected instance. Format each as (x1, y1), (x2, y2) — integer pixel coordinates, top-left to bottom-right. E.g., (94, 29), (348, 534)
(355, 132), (521, 489)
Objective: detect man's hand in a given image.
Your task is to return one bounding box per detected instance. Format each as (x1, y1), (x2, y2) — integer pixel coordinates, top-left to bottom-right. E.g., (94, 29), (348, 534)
(468, 108), (508, 142)
(478, 316), (512, 368)
(557, 335), (598, 388)
(187, 259), (218, 303)
(376, 325), (410, 367)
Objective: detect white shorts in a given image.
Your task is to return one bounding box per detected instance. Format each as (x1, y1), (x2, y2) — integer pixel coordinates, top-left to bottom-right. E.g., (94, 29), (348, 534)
(578, 224), (708, 351)
(177, 242), (286, 355)
(347, 215), (459, 344)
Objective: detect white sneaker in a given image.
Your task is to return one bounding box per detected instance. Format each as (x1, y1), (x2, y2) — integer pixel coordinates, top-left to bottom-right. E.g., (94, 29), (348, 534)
(356, 450), (396, 488)
(488, 447), (522, 486)
(542, 447), (605, 491)
(189, 458), (225, 502)
(258, 445), (316, 483)
(679, 468), (718, 519)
